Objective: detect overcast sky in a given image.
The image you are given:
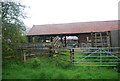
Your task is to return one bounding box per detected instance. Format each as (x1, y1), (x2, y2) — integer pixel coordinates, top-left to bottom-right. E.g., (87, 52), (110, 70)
(22, 0), (120, 28)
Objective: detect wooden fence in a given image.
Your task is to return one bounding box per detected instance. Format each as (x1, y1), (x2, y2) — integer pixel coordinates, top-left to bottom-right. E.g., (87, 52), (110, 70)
(18, 43), (54, 61)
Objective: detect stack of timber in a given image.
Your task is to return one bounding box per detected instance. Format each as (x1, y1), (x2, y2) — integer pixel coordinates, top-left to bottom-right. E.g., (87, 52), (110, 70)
(51, 36), (63, 48)
(90, 31), (111, 47)
(51, 36), (63, 53)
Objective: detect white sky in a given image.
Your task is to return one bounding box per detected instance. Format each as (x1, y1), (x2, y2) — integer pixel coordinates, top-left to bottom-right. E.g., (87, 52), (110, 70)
(22, 0), (120, 28)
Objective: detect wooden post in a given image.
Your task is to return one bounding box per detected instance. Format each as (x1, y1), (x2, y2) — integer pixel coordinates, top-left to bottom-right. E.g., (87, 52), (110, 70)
(60, 35), (63, 44)
(100, 32), (103, 47)
(117, 58), (120, 73)
(64, 36), (67, 47)
(20, 49), (23, 61)
(91, 33), (94, 47)
(23, 49), (26, 62)
(49, 46), (53, 57)
(70, 49), (74, 64)
(70, 49), (72, 63)
(50, 37), (53, 42)
(77, 35), (80, 47)
(106, 31), (111, 47)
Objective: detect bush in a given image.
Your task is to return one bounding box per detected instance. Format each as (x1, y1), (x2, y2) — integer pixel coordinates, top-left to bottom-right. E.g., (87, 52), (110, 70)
(27, 58), (41, 68)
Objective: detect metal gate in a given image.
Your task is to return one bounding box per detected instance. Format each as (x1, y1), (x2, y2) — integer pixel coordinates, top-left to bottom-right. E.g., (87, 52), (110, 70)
(70, 47), (120, 66)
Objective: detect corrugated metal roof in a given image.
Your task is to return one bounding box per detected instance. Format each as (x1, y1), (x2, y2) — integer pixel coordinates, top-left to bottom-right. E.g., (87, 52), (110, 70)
(27, 20), (120, 36)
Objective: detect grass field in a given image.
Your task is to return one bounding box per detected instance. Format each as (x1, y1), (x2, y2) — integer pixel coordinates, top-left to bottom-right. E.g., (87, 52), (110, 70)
(2, 56), (119, 79)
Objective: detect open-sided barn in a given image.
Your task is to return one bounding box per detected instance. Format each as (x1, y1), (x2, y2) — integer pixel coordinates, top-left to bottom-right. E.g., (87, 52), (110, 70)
(27, 20), (120, 48)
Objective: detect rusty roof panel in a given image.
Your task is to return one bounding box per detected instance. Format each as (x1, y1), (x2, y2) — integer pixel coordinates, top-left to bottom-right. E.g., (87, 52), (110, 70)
(27, 20), (120, 36)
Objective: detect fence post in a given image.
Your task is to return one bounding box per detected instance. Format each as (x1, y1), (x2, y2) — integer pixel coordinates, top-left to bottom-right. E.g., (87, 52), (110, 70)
(20, 49), (23, 61)
(70, 49), (74, 64)
(70, 49), (72, 63)
(23, 49), (26, 62)
(117, 59), (120, 73)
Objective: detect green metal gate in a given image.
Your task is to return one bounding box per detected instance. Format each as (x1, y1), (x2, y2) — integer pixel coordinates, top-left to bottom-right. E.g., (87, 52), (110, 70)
(70, 47), (120, 66)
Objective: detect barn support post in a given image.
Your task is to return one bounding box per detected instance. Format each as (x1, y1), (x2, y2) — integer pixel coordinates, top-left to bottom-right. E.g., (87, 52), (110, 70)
(77, 35), (80, 47)
(50, 36), (53, 42)
(106, 31), (111, 47)
(64, 35), (67, 47)
(91, 33), (94, 47)
(60, 35), (63, 44)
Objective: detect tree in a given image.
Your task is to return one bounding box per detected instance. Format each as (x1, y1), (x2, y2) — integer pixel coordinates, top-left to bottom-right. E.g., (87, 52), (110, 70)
(2, 1), (27, 58)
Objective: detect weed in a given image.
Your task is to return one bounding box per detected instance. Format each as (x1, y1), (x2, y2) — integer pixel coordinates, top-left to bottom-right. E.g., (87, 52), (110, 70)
(2, 57), (119, 79)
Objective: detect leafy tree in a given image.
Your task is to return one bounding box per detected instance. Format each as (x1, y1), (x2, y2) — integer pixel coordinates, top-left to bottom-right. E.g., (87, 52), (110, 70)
(2, 1), (27, 58)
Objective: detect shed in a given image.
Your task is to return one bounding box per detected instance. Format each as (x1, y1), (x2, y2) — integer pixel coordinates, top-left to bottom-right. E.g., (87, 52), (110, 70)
(27, 20), (120, 47)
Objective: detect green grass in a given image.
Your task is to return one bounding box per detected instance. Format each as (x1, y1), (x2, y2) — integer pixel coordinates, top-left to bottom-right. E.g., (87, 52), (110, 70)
(60, 51), (70, 55)
(2, 57), (119, 79)
(60, 50), (120, 66)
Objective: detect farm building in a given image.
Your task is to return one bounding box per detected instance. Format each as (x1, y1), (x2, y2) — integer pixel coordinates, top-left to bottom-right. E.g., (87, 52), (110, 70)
(27, 20), (120, 48)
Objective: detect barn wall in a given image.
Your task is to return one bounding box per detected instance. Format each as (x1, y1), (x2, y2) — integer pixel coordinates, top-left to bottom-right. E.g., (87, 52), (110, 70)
(111, 30), (120, 47)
